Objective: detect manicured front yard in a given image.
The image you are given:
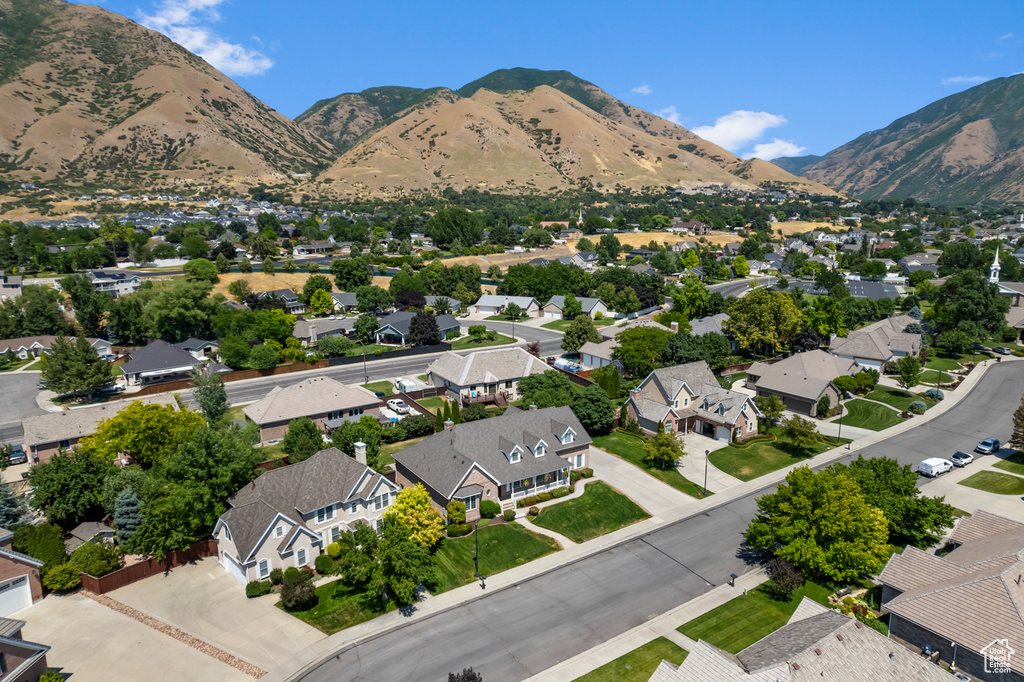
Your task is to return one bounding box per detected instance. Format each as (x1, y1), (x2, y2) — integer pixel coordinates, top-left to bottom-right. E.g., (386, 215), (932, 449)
(925, 354), (964, 372)
(345, 344), (396, 357)
(360, 380), (394, 394)
(531, 481), (650, 543)
(993, 452), (1024, 476)
(959, 470), (1024, 495)
(863, 387), (935, 412)
(377, 435), (428, 467)
(281, 579), (394, 634)
(430, 522), (561, 594)
(916, 370), (953, 386)
(717, 371), (746, 389)
(708, 429), (848, 482)
(575, 637), (688, 682)
(835, 400), (903, 431)
(678, 581), (832, 654)
(592, 431), (708, 498)
(449, 333), (516, 351)
(541, 317), (613, 332)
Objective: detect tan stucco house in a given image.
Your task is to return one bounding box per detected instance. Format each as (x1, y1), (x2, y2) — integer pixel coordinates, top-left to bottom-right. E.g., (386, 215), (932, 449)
(426, 347), (549, 407)
(242, 377), (381, 444)
(746, 350), (858, 417)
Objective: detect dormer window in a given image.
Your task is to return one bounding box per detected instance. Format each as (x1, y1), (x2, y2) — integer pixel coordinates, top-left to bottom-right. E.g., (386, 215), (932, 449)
(562, 430), (575, 444)
(535, 445), (545, 457)
(509, 448), (521, 463)
(683, 397), (689, 407)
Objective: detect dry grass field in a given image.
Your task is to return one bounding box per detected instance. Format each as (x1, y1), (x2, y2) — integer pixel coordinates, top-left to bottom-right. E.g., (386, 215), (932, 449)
(211, 271), (331, 299)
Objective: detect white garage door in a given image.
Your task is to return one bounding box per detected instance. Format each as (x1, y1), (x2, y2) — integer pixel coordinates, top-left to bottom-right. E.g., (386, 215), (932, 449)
(478, 306), (498, 316)
(545, 311), (559, 318)
(221, 554), (246, 584)
(0, 575), (32, 616)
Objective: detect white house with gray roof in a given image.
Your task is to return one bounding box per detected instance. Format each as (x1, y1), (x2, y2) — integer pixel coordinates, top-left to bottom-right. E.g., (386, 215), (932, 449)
(426, 347), (549, 407)
(541, 295), (609, 320)
(624, 361), (760, 441)
(469, 294), (540, 317)
(214, 448), (398, 585)
(392, 405), (591, 519)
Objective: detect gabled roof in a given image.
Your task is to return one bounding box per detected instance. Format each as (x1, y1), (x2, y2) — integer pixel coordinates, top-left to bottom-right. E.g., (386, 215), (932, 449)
(21, 394), (177, 446)
(545, 295), (605, 314)
(331, 292), (358, 307)
(632, 361), (759, 427)
(473, 294), (538, 309)
(0, 335), (105, 354)
(259, 288), (298, 302)
(689, 313), (729, 337)
(375, 311), (459, 336)
(427, 348), (548, 387)
(830, 316), (921, 361)
(750, 350), (857, 401)
(392, 406), (590, 497)
(242, 376), (379, 424)
(599, 318), (671, 342)
(172, 338), (217, 352)
(120, 340), (198, 375)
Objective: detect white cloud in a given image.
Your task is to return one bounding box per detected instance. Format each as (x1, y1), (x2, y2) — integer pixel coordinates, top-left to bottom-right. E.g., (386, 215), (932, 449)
(745, 139), (807, 160)
(692, 110), (788, 152)
(139, 0), (273, 76)
(632, 84), (653, 95)
(655, 105), (682, 124)
(1001, 33), (1014, 41)
(941, 75), (991, 86)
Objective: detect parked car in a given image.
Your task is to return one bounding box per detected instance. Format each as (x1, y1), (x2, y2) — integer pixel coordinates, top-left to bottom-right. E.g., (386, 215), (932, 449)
(374, 391), (387, 398)
(994, 346), (1012, 355)
(918, 458), (953, 478)
(950, 451), (974, 467)
(7, 445), (26, 465)
(975, 438), (1001, 454)
(387, 399), (410, 415)
(97, 385), (125, 394)
(546, 356), (556, 366)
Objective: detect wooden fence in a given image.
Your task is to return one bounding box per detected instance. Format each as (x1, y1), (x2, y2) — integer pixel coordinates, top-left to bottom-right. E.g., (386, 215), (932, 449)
(112, 359), (332, 399)
(718, 356), (784, 376)
(80, 539), (219, 595)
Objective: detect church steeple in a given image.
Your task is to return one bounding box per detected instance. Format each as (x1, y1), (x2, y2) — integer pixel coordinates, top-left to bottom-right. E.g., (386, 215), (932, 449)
(990, 245), (1001, 283)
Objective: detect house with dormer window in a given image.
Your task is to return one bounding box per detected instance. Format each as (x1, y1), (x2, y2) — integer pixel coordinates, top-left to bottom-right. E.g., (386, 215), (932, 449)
(213, 447), (399, 586)
(624, 361), (761, 441)
(392, 405), (591, 519)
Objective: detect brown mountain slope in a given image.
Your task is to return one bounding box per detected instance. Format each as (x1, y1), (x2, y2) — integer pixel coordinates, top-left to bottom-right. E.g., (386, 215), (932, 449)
(311, 84), (834, 197)
(0, 0), (334, 187)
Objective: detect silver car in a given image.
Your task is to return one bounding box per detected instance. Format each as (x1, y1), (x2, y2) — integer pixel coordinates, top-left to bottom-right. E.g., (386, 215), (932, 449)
(975, 438), (1000, 455)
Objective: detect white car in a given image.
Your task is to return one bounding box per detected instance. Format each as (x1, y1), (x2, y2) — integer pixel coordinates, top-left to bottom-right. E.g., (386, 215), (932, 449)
(950, 451), (974, 467)
(387, 399), (410, 415)
(918, 458), (953, 478)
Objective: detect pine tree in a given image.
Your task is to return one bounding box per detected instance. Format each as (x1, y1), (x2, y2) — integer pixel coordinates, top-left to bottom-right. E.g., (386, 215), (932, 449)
(1012, 394), (1024, 452)
(0, 482), (27, 528)
(190, 367), (227, 424)
(40, 336), (113, 399)
(451, 401), (462, 424)
(114, 488), (141, 545)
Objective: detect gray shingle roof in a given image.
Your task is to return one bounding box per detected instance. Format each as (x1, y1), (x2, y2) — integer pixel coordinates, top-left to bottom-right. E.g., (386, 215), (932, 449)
(242, 376), (379, 425)
(392, 406), (590, 498)
(427, 348), (549, 387)
(21, 394), (177, 446)
(375, 311), (459, 336)
(750, 350), (857, 401)
(545, 295), (604, 314)
(473, 294), (538, 309)
(120, 340), (198, 375)
(688, 313), (729, 336)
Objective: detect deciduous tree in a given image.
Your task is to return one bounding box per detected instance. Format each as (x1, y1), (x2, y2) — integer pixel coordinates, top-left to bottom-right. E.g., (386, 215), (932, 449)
(518, 370), (574, 408)
(408, 312), (440, 346)
(190, 366), (228, 425)
(283, 417), (323, 463)
(183, 258), (219, 282)
(302, 275), (333, 304)
(561, 314), (600, 353)
(385, 483), (445, 548)
(39, 336), (113, 399)
(612, 326), (673, 377)
(570, 384), (615, 435)
(779, 415), (820, 451)
(896, 355), (921, 395)
(28, 449), (114, 528)
(81, 401), (204, 465)
(643, 424), (685, 470)
(725, 288), (802, 353)
(58, 273), (109, 338)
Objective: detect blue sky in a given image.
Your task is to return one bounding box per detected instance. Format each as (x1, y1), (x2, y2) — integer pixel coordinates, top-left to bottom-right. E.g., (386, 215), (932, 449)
(82, 0), (1022, 159)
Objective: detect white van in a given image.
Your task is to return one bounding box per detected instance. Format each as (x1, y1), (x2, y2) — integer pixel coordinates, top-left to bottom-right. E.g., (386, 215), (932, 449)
(918, 458), (953, 478)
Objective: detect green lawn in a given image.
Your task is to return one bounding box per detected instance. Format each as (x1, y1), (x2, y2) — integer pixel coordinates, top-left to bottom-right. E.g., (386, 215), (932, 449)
(863, 387), (935, 412)
(430, 522), (561, 594)
(345, 344), (396, 357)
(378, 435), (428, 468)
(916, 370), (952, 385)
(592, 431), (709, 498)
(225, 404), (247, 422)
(993, 452), (1024, 476)
(416, 374), (428, 382)
(836, 400), (903, 431)
(485, 314), (521, 321)
(541, 317), (613, 332)
(532, 481), (650, 543)
(959, 470), (1024, 495)
(415, 396), (448, 414)
(109, 363), (123, 376)
(280, 579), (393, 634)
(449, 333), (517, 351)
(925, 354), (964, 371)
(717, 371), (746, 389)
(678, 581), (832, 654)
(360, 380), (394, 394)
(708, 429), (848, 482)
(257, 442), (288, 461)
(574, 637), (688, 682)
(0, 358), (34, 372)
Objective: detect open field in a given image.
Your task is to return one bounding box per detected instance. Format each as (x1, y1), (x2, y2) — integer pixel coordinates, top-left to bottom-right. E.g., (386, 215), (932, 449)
(211, 271), (331, 299)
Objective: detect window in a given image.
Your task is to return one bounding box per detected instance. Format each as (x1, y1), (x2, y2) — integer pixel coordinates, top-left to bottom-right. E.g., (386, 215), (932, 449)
(574, 453), (584, 468)
(509, 449), (521, 463)
(297, 548), (307, 566)
(316, 505), (335, 524)
(562, 431), (574, 444)
(348, 501), (359, 514)
(331, 526), (342, 543)
(375, 517), (384, 532)
(274, 525), (284, 539)
(58, 439), (72, 449)
(373, 493), (390, 512)
(327, 410), (342, 420)
(258, 559), (269, 578)
(683, 397), (689, 407)
(673, 400), (679, 408)
(464, 495), (478, 512)
(535, 444), (545, 457)
(347, 408), (364, 417)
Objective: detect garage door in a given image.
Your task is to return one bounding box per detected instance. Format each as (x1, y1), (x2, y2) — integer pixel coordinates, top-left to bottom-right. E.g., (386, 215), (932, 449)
(716, 426), (731, 442)
(545, 311), (559, 318)
(221, 554), (246, 584)
(0, 575), (32, 616)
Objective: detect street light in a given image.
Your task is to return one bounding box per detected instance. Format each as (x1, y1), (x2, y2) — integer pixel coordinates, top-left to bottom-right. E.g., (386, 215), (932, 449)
(474, 520), (486, 589)
(358, 339), (369, 385)
(703, 449), (710, 497)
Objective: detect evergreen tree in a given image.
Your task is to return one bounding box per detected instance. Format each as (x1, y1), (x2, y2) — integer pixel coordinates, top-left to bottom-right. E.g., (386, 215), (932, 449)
(40, 336), (113, 399)
(215, 253), (231, 273)
(239, 258), (253, 273)
(0, 481), (28, 528)
(114, 489), (141, 545)
(1012, 393), (1024, 452)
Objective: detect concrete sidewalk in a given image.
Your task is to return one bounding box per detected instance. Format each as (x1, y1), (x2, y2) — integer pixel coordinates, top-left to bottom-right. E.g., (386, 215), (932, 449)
(266, 356), (1021, 682)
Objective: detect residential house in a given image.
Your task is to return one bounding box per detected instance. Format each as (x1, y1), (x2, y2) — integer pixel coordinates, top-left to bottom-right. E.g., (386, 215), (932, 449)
(374, 312), (460, 345)
(293, 317), (354, 347)
(214, 448), (399, 585)
(469, 295), (540, 317)
(0, 529), (43, 619)
(393, 405), (591, 519)
(21, 394), (177, 464)
(651, 596), (948, 682)
(627, 262), (659, 277)
(292, 241), (333, 256)
(540, 295), (609, 320)
(120, 340), (199, 386)
(880, 510), (1024, 681)
(0, 272), (21, 302)
(829, 315), (921, 371)
(688, 313), (738, 351)
(899, 252), (940, 276)
(624, 361), (761, 441)
(746, 351), (858, 416)
(242, 376), (381, 444)
(558, 227), (583, 241)
(598, 318), (672, 342)
(569, 251), (600, 269)
(64, 521), (115, 553)
(672, 220), (711, 235)
(427, 347), (549, 407)
(258, 289), (305, 315)
(172, 338), (218, 361)
(86, 270), (141, 298)
(423, 294), (456, 311)
(721, 243), (741, 257)
(808, 253), (839, 270)
(330, 292), (358, 313)
(579, 338), (621, 371)
(0, 336), (111, 360)
(627, 248), (657, 260)
(0, 615), (50, 681)
(671, 241), (698, 253)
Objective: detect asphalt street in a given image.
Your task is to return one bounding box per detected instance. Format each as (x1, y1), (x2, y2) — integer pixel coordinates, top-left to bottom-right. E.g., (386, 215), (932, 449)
(293, 360), (1024, 682)
(708, 277), (774, 299)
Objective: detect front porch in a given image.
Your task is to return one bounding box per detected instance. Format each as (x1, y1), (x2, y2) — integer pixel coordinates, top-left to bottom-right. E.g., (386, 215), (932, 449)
(499, 470), (571, 511)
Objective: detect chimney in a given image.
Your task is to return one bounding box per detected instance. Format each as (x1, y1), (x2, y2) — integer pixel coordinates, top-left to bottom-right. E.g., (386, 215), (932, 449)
(353, 441), (366, 465)
(670, 321), (679, 332)
(529, 403), (538, 411)
(443, 419), (455, 430)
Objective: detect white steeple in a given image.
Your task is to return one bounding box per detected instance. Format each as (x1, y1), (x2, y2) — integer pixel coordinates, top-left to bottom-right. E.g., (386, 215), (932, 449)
(990, 245), (1001, 283)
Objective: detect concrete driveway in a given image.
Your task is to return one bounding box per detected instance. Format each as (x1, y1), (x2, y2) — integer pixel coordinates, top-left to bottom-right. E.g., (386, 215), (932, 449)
(677, 433), (743, 493)
(587, 446), (697, 518)
(111, 557), (325, 671)
(15, 592), (249, 682)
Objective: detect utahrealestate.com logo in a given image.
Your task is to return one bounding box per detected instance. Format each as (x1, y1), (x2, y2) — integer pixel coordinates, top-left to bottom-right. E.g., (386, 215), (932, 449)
(982, 638), (1015, 674)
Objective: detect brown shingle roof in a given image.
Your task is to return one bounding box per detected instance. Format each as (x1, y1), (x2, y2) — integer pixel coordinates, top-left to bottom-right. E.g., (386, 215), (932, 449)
(951, 510), (1024, 545)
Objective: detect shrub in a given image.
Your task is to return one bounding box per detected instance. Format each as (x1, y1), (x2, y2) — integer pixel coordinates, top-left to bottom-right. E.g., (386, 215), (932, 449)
(764, 557), (804, 600)
(909, 401), (927, 415)
(923, 388), (944, 400)
(446, 331), (460, 340)
(70, 540), (123, 578)
(447, 523), (473, 537)
(594, 311), (604, 320)
(314, 553), (335, 575)
(270, 568), (284, 585)
(551, 487), (571, 499)
(537, 492), (553, 503)
(528, 507), (539, 517)
(283, 566), (302, 585)
(42, 563), (81, 592)
(502, 510), (516, 522)
(570, 470), (582, 483)
(325, 542), (341, 559)
(816, 395), (831, 418)
(479, 500), (500, 519)
(13, 523), (67, 570)
(446, 500), (466, 524)
(38, 672), (63, 682)
(380, 426), (407, 444)
(580, 468), (594, 478)
(523, 496), (538, 506)
(281, 571), (317, 610)
(402, 414), (435, 438)
(622, 418), (642, 436)
(246, 580), (272, 598)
